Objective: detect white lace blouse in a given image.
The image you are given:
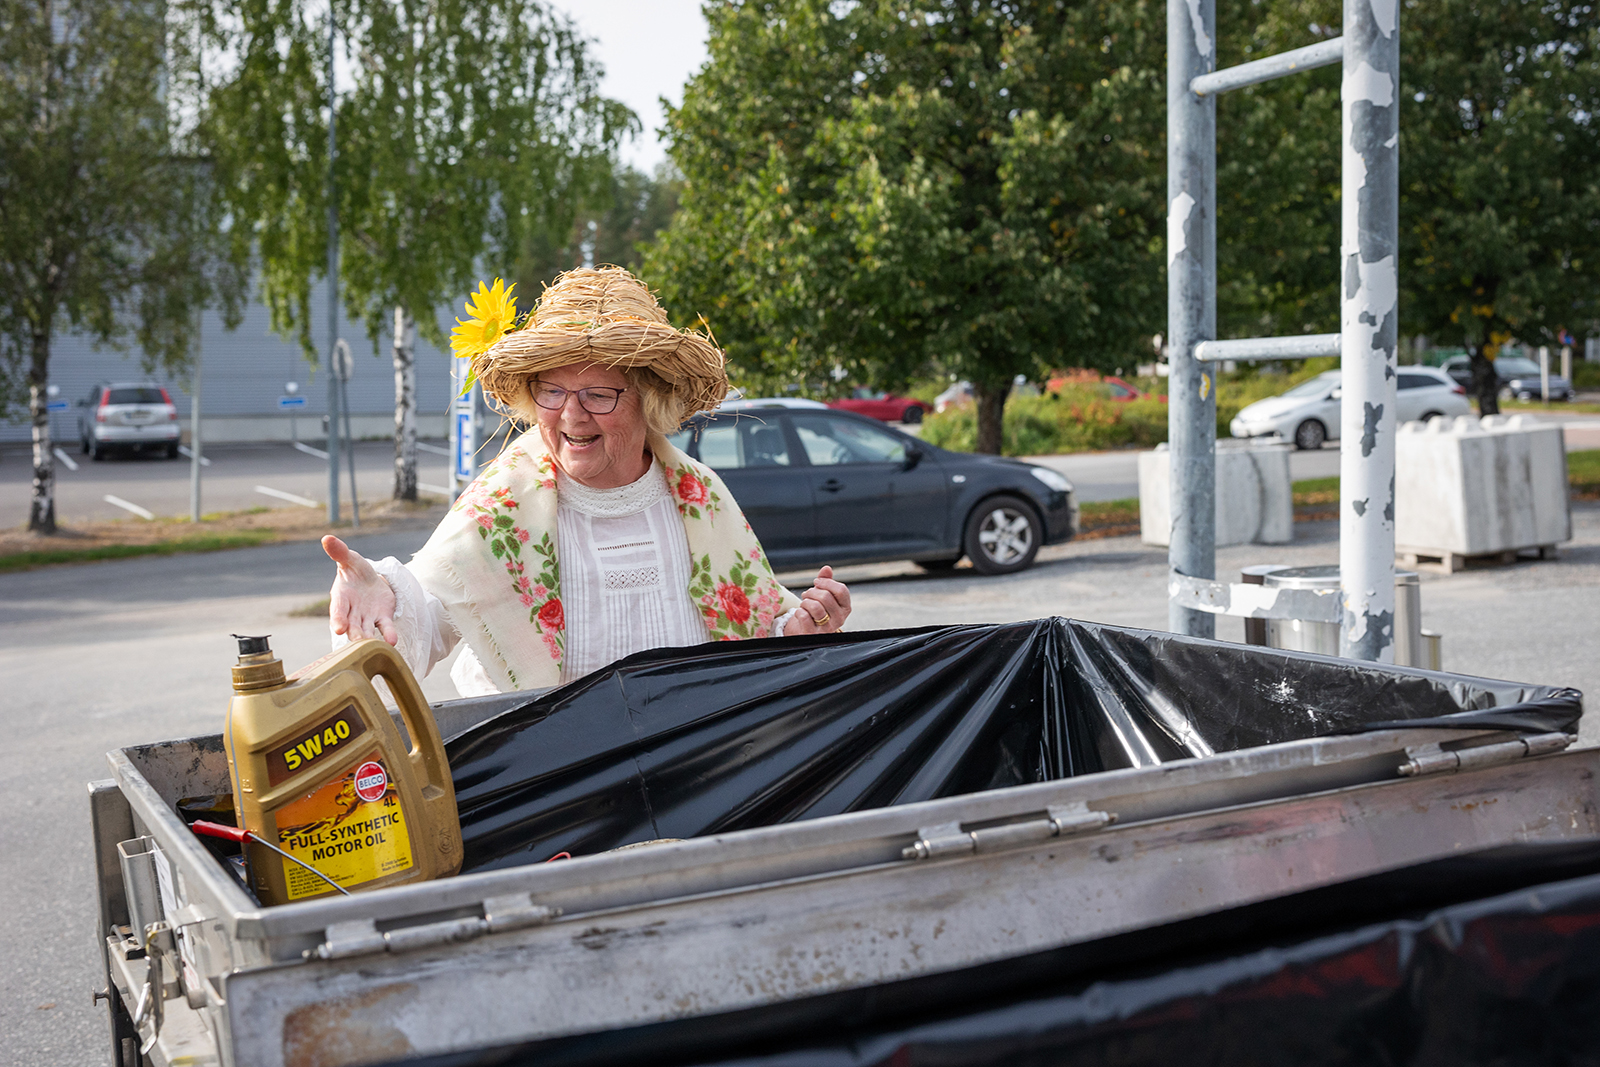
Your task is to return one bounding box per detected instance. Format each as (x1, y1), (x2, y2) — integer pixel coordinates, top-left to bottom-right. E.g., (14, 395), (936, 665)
(344, 460), (799, 696)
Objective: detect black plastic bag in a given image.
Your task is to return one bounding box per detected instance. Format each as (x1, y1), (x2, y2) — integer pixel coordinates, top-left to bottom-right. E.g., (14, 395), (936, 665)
(447, 618), (1579, 872)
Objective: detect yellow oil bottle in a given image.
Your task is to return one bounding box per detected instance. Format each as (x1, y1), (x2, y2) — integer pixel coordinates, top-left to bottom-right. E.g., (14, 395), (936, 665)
(223, 634), (462, 905)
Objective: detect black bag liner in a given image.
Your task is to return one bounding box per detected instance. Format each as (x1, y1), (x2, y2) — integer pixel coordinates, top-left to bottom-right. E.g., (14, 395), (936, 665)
(448, 618), (1579, 872)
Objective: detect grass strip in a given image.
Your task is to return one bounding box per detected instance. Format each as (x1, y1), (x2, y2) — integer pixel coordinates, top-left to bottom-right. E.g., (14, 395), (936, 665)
(0, 531), (275, 572)
(1571, 449), (1600, 497)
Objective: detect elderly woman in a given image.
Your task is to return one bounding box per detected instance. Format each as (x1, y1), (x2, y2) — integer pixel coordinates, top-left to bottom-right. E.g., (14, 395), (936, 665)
(322, 266), (852, 695)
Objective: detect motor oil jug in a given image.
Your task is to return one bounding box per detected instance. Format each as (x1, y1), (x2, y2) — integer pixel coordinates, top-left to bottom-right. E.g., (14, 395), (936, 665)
(223, 634), (462, 905)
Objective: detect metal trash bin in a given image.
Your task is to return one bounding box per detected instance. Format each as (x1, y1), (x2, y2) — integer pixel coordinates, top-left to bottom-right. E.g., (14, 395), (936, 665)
(1263, 565), (1424, 666)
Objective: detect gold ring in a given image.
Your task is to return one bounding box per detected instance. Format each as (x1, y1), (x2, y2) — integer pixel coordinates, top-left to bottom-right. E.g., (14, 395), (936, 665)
(814, 611), (830, 627)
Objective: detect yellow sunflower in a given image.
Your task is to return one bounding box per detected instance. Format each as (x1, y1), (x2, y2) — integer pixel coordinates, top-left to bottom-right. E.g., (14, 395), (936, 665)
(450, 278), (517, 362)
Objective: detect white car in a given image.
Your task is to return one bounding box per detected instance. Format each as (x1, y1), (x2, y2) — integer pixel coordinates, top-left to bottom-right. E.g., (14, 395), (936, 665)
(1230, 367), (1471, 450)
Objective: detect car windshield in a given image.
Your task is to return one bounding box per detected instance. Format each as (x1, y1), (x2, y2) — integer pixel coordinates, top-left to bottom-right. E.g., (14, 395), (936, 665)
(1496, 358), (1540, 377)
(1281, 373), (1339, 399)
(107, 387), (165, 405)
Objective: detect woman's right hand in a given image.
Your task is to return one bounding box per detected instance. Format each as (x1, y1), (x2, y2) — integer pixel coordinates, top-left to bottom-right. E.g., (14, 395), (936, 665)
(322, 535), (399, 646)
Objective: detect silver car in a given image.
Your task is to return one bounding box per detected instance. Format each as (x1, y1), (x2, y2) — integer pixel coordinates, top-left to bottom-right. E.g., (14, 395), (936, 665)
(1230, 367), (1471, 450)
(77, 382), (181, 459)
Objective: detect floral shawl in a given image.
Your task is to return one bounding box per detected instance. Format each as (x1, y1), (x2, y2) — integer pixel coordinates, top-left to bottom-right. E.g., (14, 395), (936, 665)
(409, 429), (802, 693)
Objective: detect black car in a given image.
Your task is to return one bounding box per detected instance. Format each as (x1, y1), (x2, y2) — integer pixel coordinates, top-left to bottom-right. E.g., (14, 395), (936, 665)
(667, 403), (1077, 575)
(1440, 355), (1575, 401)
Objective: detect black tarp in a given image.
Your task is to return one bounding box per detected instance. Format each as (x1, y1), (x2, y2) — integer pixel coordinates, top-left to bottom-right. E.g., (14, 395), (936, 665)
(447, 618), (1580, 873)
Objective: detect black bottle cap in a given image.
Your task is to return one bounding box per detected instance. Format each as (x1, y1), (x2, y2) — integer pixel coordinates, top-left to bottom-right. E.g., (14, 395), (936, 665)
(232, 634), (273, 657)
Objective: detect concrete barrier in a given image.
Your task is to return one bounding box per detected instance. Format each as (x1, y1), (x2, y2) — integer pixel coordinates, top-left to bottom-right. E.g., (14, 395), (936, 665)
(1139, 439), (1294, 547)
(1395, 415), (1570, 571)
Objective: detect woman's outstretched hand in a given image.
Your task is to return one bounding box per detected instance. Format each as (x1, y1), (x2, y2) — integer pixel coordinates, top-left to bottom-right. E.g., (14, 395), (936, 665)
(322, 535), (399, 646)
(783, 565), (852, 636)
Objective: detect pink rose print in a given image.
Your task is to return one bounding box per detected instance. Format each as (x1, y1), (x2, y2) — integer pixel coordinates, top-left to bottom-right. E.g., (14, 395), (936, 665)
(519, 594), (534, 608)
(716, 582), (752, 625)
(516, 528), (530, 543)
(677, 472), (709, 506)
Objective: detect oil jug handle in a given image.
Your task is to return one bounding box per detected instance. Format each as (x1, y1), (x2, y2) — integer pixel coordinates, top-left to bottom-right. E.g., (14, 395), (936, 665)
(359, 643), (453, 798)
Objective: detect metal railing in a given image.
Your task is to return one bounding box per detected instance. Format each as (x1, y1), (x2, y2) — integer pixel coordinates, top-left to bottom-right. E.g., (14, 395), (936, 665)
(1166, 0), (1401, 662)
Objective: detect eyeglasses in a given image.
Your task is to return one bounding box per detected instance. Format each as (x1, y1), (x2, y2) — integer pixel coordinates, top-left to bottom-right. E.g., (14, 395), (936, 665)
(531, 383), (626, 415)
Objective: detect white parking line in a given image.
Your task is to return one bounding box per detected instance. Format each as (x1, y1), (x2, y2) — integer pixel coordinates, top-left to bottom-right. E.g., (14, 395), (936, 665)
(178, 445), (211, 466)
(418, 482), (454, 496)
(103, 494), (154, 520)
(416, 442), (450, 456)
(293, 442), (330, 460)
(53, 448), (79, 472)
(255, 485), (319, 508)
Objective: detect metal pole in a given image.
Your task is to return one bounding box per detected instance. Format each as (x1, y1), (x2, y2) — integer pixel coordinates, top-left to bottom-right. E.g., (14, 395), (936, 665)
(189, 315), (203, 522)
(324, 4), (341, 523)
(1539, 345), (1550, 404)
(1338, 0), (1400, 661)
(336, 339), (360, 527)
(1167, 0), (1217, 637)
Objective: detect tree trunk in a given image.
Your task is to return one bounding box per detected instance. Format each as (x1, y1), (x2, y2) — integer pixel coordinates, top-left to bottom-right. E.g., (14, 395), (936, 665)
(392, 305), (418, 501)
(1467, 342), (1500, 416)
(972, 378), (1012, 455)
(28, 327), (56, 533)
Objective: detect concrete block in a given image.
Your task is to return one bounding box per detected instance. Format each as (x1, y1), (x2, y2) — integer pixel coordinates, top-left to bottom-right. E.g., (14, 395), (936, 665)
(1139, 439), (1294, 547)
(1395, 415), (1571, 558)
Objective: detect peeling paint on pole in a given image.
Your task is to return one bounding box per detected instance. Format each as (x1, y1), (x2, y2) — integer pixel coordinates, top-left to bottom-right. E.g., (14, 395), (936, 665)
(1167, 0), (1217, 637)
(1339, 0), (1400, 661)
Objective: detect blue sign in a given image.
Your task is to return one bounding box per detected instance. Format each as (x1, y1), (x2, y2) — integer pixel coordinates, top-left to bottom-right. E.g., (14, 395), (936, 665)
(453, 410), (476, 480)
(278, 395), (308, 410)
(45, 400), (69, 412)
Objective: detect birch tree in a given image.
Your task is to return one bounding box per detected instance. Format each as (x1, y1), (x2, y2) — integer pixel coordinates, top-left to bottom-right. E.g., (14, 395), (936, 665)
(0, 0), (243, 532)
(205, 0), (631, 501)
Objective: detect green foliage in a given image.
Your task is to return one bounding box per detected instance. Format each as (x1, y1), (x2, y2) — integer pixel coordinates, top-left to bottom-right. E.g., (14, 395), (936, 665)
(202, 0), (633, 356)
(517, 164), (683, 296)
(647, 0), (1169, 451)
(0, 532), (274, 573)
(1569, 449), (1600, 496)
(924, 361), (1332, 455)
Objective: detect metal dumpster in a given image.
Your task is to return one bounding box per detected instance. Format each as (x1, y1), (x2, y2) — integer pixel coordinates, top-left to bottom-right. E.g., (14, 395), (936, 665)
(89, 618), (1587, 1067)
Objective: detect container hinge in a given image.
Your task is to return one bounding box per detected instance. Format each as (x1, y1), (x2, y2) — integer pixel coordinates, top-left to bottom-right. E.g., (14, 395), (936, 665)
(902, 803), (1116, 861)
(311, 897), (563, 961)
(1398, 732), (1573, 777)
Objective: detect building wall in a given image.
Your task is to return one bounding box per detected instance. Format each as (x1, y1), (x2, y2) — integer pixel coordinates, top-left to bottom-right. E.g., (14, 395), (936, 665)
(3, 278), (462, 444)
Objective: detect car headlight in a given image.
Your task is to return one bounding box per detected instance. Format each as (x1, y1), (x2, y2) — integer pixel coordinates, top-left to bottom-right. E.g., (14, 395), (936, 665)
(1029, 467), (1072, 493)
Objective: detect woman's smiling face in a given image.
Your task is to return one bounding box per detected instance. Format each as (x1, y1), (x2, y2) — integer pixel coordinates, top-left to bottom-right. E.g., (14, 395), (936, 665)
(532, 363), (651, 489)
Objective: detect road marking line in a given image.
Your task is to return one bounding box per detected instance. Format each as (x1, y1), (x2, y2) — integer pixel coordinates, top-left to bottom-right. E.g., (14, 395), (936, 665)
(416, 442), (450, 456)
(103, 494), (154, 520)
(418, 482), (454, 496)
(293, 441), (330, 459)
(53, 448), (79, 471)
(255, 485), (319, 508)
(178, 445), (211, 466)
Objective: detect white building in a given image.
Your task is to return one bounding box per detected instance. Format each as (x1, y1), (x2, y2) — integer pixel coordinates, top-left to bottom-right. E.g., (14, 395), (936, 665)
(3, 278), (459, 446)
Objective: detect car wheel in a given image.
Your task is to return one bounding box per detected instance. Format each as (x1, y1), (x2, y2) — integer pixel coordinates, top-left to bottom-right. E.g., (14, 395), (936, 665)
(165, 442), (180, 459)
(1293, 419), (1327, 451)
(901, 406), (923, 425)
(1419, 410), (1444, 423)
(916, 556), (961, 573)
(963, 495), (1041, 576)
(80, 434), (90, 455)
(89, 435), (104, 461)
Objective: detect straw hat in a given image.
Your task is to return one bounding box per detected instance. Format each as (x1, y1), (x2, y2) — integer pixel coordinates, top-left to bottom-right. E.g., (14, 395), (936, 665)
(472, 266), (728, 423)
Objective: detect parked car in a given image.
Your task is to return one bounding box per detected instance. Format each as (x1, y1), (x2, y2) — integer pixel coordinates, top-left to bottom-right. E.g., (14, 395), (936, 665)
(1044, 373), (1168, 403)
(1230, 367), (1470, 450)
(1439, 354), (1576, 401)
(667, 403), (1077, 575)
(932, 375), (1038, 414)
(826, 388), (933, 425)
(77, 382), (181, 459)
